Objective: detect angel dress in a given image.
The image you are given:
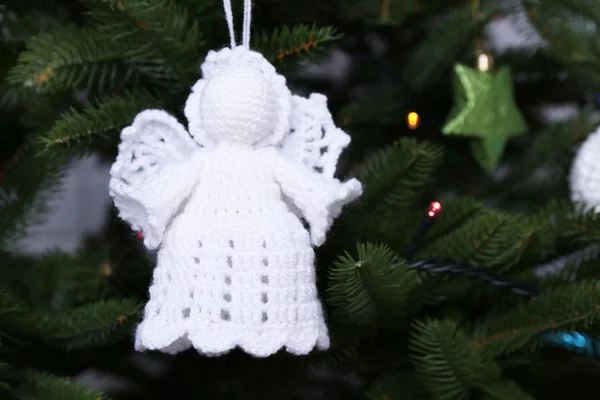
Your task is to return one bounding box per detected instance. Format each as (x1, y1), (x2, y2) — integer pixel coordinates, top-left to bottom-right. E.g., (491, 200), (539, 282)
(109, 46), (362, 357)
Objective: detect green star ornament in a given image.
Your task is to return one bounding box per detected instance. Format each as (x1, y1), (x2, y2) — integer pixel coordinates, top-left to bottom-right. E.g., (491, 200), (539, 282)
(443, 63), (527, 173)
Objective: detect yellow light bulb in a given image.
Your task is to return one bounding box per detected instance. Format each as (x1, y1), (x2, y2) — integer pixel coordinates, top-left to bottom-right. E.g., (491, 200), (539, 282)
(407, 112), (420, 129)
(477, 52), (492, 72)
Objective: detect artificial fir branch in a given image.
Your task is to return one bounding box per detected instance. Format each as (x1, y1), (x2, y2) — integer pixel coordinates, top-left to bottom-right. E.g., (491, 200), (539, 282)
(10, 369), (107, 400)
(474, 281), (600, 358)
(351, 138), (443, 213)
(0, 294), (139, 349)
(401, 3), (485, 91)
(409, 319), (502, 400)
(253, 24), (341, 63)
(0, 142), (67, 250)
(408, 258), (540, 297)
(82, 0), (204, 86)
(327, 243), (418, 326)
(40, 90), (162, 153)
(7, 27), (156, 93)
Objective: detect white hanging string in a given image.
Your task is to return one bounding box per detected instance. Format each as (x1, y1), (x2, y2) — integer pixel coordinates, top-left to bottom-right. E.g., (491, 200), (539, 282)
(223, 0), (236, 48)
(242, 0), (252, 48)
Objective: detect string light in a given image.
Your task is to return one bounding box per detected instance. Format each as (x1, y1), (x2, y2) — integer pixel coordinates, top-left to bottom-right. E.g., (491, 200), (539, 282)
(477, 51), (493, 72)
(405, 201), (443, 261)
(100, 261), (113, 278)
(137, 231), (144, 239)
(427, 201), (442, 217)
(407, 112), (420, 129)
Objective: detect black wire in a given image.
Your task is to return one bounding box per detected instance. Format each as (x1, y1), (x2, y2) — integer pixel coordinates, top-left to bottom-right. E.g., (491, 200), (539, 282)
(408, 257), (541, 298)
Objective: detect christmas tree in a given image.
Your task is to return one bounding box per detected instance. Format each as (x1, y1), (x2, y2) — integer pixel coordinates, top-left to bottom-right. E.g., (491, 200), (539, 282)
(2, 0), (600, 399)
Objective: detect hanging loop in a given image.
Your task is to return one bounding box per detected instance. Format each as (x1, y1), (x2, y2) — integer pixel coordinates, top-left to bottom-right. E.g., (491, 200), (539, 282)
(223, 0), (236, 48)
(222, 0), (252, 48)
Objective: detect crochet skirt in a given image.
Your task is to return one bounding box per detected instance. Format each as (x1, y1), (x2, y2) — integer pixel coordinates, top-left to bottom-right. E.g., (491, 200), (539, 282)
(134, 210), (330, 357)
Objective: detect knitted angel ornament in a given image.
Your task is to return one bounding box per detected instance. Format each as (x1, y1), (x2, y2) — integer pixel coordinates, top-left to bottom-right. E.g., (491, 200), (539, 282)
(570, 125), (600, 212)
(108, 0), (362, 357)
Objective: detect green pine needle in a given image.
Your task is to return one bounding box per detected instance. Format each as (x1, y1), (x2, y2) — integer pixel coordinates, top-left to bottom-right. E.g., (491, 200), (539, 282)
(352, 138), (443, 212)
(422, 197), (485, 243)
(40, 90), (163, 154)
(402, 3), (487, 91)
(479, 380), (534, 400)
(474, 280), (600, 358)
(409, 319), (501, 400)
(82, 0), (204, 86)
(253, 24), (342, 64)
(8, 27), (160, 93)
(367, 372), (430, 400)
(421, 211), (545, 270)
(11, 369), (106, 400)
(0, 142), (68, 250)
(327, 243), (418, 326)
(0, 294), (139, 350)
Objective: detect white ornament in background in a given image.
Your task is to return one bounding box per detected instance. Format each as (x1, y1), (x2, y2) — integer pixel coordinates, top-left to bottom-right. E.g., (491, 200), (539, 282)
(109, 45), (362, 357)
(535, 126), (600, 278)
(570, 126), (600, 212)
(485, 9), (545, 53)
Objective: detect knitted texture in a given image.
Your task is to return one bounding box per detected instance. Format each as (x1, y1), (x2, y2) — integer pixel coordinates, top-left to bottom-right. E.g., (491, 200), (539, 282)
(570, 126), (600, 212)
(109, 46), (362, 357)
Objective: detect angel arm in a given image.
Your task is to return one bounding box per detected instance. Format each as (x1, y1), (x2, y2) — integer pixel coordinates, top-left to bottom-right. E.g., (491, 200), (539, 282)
(109, 151), (203, 250)
(270, 150), (362, 247)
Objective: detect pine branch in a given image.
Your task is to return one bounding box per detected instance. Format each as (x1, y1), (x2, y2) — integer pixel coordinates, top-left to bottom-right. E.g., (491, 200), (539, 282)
(40, 90), (163, 154)
(474, 280), (600, 358)
(409, 319), (502, 400)
(479, 380), (534, 400)
(0, 10), (64, 47)
(326, 243), (418, 326)
(409, 258), (540, 298)
(338, 0), (419, 25)
(351, 138), (443, 213)
(367, 372), (430, 400)
(422, 197), (485, 244)
(0, 251), (79, 312)
(82, 0), (204, 86)
(339, 84), (408, 126)
(253, 24), (342, 64)
(0, 142), (68, 250)
(0, 294), (139, 349)
(535, 201), (600, 247)
(11, 369), (107, 400)
(419, 210), (542, 270)
(539, 250), (600, 284)
(401, 3), (488, 91)
(7, 26), (164, 93)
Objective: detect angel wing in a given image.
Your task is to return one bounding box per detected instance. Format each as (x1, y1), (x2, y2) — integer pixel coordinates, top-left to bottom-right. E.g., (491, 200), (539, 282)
(279, 93), (350, 179)
(274, 93), (360, 246)
(109, 110), (203, 249)
(110, 110), (200, 185)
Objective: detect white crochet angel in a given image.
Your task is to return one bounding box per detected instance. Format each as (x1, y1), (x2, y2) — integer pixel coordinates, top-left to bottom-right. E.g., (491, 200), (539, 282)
(108, 44), (362, 357)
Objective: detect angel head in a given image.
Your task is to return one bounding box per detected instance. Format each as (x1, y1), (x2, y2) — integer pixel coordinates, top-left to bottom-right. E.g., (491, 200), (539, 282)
(184, 46), (292, 147)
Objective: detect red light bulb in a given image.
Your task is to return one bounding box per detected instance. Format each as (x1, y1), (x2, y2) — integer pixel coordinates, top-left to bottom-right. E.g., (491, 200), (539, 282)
(427, 201), (442, 218)
(137, 231), (144, 239)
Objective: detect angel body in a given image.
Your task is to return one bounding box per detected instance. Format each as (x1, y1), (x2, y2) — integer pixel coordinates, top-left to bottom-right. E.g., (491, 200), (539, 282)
(109, 46), (361, 357)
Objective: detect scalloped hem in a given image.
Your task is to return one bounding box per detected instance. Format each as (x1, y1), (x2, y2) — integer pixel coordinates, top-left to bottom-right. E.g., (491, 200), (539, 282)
(134, 324), (329, 358)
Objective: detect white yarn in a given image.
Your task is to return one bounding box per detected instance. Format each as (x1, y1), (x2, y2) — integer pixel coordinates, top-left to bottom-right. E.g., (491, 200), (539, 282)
(223, 0), (236, 48)
(109, 46), (361, 357)
(223, 0), (252, 48)
(199, 64), (278, 145)
(242, 0), (252, 47)
(570, 125), (600, 212)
